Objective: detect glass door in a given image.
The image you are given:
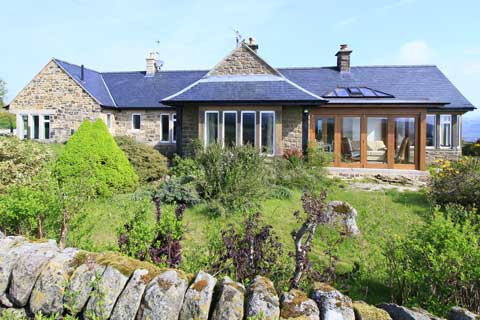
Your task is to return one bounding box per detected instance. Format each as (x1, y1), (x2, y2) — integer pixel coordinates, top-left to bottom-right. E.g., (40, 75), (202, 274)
(366, 117), (388, 164)
(313, 116), (335, 162)
(394, 117), (416, 165)
(340, 117), (361, 164)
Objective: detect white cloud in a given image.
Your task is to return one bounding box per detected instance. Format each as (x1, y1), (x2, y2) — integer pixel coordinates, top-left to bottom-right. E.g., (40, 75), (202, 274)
(398, 40), (434, 64)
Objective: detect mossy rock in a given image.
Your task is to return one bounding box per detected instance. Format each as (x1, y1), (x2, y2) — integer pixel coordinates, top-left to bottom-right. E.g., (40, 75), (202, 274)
(72, 250), (191, 282)
(354, 301), (392, 320)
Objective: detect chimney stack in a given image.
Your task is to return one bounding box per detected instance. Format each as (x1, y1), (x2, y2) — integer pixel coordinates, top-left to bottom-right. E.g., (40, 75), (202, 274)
(247, 37), (259, 53)
(336, 44), (352, 72)
(146, 51), (163, 77)
(80, 65), (85, 81)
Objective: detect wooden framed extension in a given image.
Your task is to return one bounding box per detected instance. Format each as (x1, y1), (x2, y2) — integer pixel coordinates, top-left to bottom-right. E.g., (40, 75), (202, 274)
(309, 106), (427, 170)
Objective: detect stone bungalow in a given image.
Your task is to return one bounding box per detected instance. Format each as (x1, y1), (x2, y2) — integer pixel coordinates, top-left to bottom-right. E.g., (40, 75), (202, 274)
(5, 39), (475, 170)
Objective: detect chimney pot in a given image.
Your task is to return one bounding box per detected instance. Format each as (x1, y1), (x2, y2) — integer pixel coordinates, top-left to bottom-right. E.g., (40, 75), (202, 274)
(246, 36), (259, 53)
(335, 44), (352, 72)
(145, 51), (160, 77)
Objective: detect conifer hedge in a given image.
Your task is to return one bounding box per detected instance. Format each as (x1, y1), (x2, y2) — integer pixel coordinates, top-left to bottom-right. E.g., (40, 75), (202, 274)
(54, 119), (138, 197)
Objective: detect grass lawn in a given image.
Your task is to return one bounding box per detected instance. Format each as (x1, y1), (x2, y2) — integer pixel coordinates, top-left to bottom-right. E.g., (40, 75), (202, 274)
(68, 183), (430, 304)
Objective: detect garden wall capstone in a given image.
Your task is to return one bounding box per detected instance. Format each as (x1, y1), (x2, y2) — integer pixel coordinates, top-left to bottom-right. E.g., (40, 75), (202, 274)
(0, 235), (478, 320)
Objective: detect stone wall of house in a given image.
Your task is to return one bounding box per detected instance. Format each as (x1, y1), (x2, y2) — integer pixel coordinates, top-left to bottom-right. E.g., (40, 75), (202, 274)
(426, 149), (462, 164)
(111, 109), (176, 156)
(181, 105), (199, 155)
(282, 107), (303, 152)
(8, 60), (103, 142)
(208, 44), (277, 76)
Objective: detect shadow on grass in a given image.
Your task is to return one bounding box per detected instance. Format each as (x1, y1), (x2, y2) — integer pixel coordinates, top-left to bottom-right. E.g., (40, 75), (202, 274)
(386, 189), (432, 221)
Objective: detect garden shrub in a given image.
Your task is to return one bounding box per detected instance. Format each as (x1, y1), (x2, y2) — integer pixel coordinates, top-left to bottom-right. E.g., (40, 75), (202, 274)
(155, 177), (200, 206)
(0, 136), (52, 193)
(211, 212), (284, 284)
(114, 136), (168, 183)
(0, 167), (60, 237)
(180, 144), (269, 213)
(428, 157), (480, 210)
(54, 120), (138, 197)
(462, 138), (480, 157)
(384, 212), (480, 315)
(0, 111), (15, 130)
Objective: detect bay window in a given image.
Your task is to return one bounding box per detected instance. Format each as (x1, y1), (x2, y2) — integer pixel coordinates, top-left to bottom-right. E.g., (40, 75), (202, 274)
(440, 115), (451, 147)
(241, 111), (256, 146)
(205, 111), (219, 146)
(223, 111), (237, 147)
(260, 111), (275, 155)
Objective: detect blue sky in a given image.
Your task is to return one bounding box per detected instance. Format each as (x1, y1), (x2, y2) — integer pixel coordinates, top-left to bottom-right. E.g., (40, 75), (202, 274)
(1, 0), (479, 122)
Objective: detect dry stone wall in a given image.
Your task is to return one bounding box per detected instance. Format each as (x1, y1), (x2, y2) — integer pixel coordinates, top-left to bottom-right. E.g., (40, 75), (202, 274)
(0, 234), (478, 320)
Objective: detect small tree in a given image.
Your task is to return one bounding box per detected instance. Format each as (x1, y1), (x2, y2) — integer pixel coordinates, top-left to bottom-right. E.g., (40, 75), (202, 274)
(54, 119), (138, 248)
(0, 79), (6, 109)
(290, 191), (327, 289)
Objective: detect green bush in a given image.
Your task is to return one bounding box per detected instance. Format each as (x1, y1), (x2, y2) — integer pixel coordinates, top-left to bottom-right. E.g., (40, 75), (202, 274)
(463, 139), (480, 157)
(54, 120), (138, 197)
(0, 167), (60, 237)
(0, 136), (52, 193)
(428, 157), (480, 210)
(0, 111), (15, 129)
(195, 144), (270, 213)
(155, 177), (200, 205)
(114, 136), (168, 184)
(384, 212), (480, 315)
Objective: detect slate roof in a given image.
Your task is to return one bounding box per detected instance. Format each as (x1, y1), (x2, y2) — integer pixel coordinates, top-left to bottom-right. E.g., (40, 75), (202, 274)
(163, 75), (326, 105)
(53, 60), (475, 110)
(278, 66), (474, 109)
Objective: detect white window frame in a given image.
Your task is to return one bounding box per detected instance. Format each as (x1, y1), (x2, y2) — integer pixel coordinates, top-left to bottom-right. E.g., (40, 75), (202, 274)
(106, 113), (113, 132)
(426, 114), (436, 149)
(457, 114), (461, 149)
(204, 111), (219, 147)
(222, 111), (237, 147)
(132, 113), (141, 131)
(160, 113), (171, 143)
(172, 114), (177, 143)
(440, 114), (452, 148)
(240, 111), (256, 146)
(259, 111), (276, 156)
(42, 115), (51, 140)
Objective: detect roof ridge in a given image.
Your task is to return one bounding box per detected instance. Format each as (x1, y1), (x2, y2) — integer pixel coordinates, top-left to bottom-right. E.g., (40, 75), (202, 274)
(278, 65), (438, 70)
(102, 69), (209, 74)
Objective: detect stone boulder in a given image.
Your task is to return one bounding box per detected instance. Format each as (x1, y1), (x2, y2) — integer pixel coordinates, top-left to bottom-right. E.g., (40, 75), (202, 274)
(311, 282), (355, 320)
(179, 271), (217, 320)
(378, 303), (432, 320)
(63, 262), (106, 315)
(110, 269), (149, 320)
(138, 269), (189, 320)
(246, 275), (280, 320)
(280, 289), (320, 320)
(354, 301), (392, 320)
(8, 240), (58, 307)
(447, 307), (479, 320)
(0, 237), (30, 296)
(84, 265), (129, 319)
(326, 201), (360, 235)
(29, 248), (79, 316)
(212, 276), (245, 320)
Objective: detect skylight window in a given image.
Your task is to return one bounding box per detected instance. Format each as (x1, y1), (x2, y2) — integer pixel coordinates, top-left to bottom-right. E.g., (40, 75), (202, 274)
(324, 87), (394, 98)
